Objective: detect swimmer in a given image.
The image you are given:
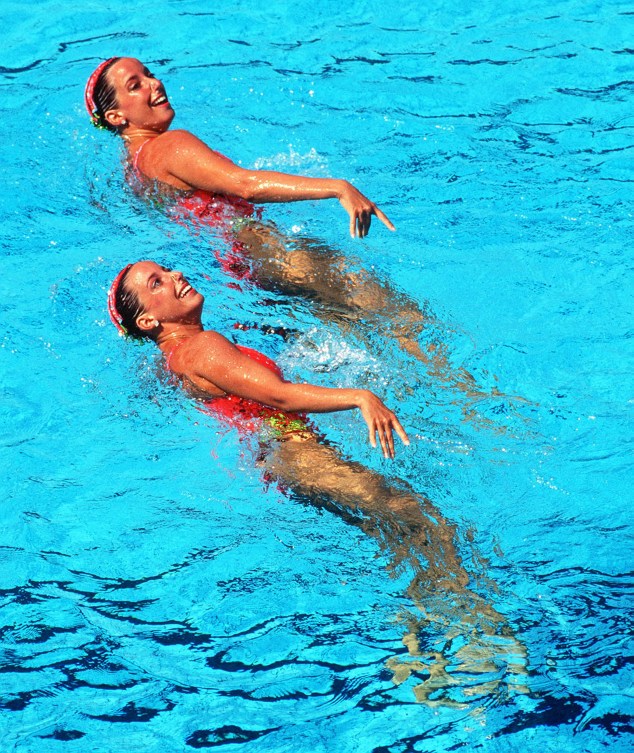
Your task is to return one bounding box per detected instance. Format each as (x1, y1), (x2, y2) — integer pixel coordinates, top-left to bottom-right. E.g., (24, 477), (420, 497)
(87, 57), (499, 406)
(108, 261), (528, 705)
(109, 260), (408, 458)
(86, 57), (393, 237)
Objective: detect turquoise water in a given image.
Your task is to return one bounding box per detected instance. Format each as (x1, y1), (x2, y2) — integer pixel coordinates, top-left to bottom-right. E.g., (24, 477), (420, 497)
(1, 1), (632, 750)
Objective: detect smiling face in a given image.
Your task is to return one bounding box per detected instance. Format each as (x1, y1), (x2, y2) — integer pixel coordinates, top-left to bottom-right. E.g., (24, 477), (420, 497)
(104, 57), (175, 132)
(125, 261), (204, 333)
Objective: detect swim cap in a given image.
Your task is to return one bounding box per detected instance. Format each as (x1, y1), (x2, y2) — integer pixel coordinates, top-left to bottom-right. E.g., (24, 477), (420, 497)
(84, 57), (117, 127)
(107, 263), (133, 335)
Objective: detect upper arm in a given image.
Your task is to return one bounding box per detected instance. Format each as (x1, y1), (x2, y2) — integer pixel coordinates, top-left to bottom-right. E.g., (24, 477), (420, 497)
(186, 332), (290, 407)
(157, 130), (254, 196)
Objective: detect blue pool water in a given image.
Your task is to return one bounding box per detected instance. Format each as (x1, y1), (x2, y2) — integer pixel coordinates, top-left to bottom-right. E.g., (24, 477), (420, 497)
(1, 1), (632, 750)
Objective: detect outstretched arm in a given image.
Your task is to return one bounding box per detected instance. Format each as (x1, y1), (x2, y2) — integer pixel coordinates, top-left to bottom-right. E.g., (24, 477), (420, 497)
(183, 331), (409, 457)
(150, 130), (395, 238)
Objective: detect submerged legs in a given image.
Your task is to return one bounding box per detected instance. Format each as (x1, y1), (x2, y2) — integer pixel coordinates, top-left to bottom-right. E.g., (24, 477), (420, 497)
(261, 436), (528, 705)
(235, 223), (487, 400)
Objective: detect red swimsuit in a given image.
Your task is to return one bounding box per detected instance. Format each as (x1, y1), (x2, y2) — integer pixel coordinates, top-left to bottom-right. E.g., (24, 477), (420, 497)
(166, 342), (309, 437)
(130, 142), (261, 281)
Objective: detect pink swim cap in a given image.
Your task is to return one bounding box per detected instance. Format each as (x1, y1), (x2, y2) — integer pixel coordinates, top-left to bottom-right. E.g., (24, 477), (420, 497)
(107, 263), (133, 335)
(84, 57), (117, 126)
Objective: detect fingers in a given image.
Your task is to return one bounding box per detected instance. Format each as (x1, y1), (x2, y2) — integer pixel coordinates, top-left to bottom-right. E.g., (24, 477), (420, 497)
(350, 209), (371, 238)
(369, 414), (408, 459)
(391, 416), (410, 447)
(349, 212), (356, 238)
(342, 185), (394, 238)
(381, 422), (395, 459)
(359, 393), (408, 459)
(350, 206), (393, 238)
(368, 422), (392, 460)
(359, 209), (371, 238)
(374, 206), (395, 231)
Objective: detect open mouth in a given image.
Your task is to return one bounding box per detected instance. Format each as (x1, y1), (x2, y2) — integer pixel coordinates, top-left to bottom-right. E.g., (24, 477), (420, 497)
(178, 284), (193, 299)
(151, 93), (169, 107)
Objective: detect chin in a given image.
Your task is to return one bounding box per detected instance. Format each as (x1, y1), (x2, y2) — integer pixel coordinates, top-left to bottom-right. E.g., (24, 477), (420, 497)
(149, 108), (175, 133)
(163, 107), (176, 128)
(191, 292), (205, 313)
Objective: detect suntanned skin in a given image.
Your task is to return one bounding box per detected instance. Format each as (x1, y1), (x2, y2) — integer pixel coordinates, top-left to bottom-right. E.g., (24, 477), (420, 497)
(119, 260), (528, 705)
(104, 58), (394, 239)
(100, 58), (523, 422)
(129, 261), (409, 459)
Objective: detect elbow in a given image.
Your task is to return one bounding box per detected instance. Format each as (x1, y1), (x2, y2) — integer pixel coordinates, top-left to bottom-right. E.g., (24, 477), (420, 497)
(265, 394), (295, 412)
(231, 173), (261, 202)
(259, 388), (299, 413)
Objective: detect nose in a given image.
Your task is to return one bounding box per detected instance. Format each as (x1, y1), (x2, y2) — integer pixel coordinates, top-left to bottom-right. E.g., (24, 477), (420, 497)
(170, 269), (183, 281)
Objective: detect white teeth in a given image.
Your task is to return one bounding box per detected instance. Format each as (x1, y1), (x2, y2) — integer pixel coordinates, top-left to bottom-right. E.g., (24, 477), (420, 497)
(153, 95), (167, 105)
(180, 285), (191, 298)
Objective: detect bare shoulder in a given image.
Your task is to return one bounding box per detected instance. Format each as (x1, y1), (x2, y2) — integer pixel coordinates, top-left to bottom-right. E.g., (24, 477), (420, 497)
(139, 130), (213, 187)
(152, 130), (224, 183)
(191, 330), (233, 352)
(158, 129), (207, 151)
(170, 331), (234, 371)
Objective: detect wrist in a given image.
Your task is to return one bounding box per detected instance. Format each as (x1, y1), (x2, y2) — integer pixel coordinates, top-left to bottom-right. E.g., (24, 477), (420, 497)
(354, 389), (371, 409)
(335, 179), (350, 200)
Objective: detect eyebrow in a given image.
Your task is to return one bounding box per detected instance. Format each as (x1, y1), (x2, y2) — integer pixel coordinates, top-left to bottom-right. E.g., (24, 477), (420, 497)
(124, 67), (152, 83)
(146, 266), (169, 285)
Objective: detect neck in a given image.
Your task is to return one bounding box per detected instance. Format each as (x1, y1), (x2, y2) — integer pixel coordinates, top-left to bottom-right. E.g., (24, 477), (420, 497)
(122, 126), (166, 151)
(155, 322), (203, 354)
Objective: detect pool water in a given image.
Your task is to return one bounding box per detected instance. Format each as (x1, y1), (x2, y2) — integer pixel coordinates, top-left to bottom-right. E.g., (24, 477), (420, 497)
(1, 1), (632, 751)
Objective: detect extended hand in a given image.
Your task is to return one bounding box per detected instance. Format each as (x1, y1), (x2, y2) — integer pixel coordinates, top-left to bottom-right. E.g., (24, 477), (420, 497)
(358, 391), (410, 459)
(339, 182), (395, 238)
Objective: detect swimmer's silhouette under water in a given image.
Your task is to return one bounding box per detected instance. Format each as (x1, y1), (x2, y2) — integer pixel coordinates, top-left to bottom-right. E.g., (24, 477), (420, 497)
(108, 261), (528, 705)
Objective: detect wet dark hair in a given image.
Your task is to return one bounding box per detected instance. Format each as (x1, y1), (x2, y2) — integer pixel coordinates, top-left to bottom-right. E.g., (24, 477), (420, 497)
(92, 57), (122, 132)
(115, 266), (150, 339)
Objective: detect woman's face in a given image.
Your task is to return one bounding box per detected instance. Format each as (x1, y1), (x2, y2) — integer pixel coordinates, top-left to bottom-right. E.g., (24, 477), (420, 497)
(127, 261), (204, 331)
(105, 57), (174, 132)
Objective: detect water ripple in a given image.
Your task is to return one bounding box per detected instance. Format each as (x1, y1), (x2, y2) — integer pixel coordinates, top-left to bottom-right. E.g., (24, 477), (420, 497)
(1, 4), (631, 751)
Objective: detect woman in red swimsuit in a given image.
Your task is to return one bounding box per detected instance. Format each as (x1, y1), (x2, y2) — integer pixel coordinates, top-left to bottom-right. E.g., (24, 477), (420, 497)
(107, 261), (527, 704)
(88, 57), (489, 401)
(109, 260), (409, 458)
(87, 58), (393, 238)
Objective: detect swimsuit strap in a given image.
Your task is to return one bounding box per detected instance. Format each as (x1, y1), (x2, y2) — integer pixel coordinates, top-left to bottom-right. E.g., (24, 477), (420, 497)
(132, 139), (152, 175)
(164, 337), (188, 371)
